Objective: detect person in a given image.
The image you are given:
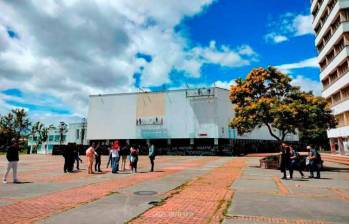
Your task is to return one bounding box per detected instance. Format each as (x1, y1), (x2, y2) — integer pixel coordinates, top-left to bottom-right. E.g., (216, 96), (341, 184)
(280, 143), (291, 179)
(111, 141), (120, 173)
(289, 146), (304, 179)
(63, 145), (74, 173)
(3, 138), (20, 184)
(74, 146), (83, 170)
(148, 143), (156, 172)
(130, 145), (139, 173)
(120, 143), (130, 171)
(106, 143), (113, 168)
(86, 142), (96, 174)
(94, 143), (102, 172)
(307, 145), (321, 179)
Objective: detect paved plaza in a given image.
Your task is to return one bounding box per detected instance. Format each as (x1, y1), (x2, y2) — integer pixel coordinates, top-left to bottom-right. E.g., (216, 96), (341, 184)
(0, 155), (348, 224)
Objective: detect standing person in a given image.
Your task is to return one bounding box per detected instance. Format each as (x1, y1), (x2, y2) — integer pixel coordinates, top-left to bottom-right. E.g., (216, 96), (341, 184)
(307, 145), (321, 179)
(120, 143), (130, 171)
(148, 143), (156, 172)
(280, 143), (291, 179)
(106, 143), (113, 168)
(94, 143), (102, 172)
(86, 142), (96, 174)
(289, 146), (304, 179)
(130, 145), (139, 173)
(3, 138), (20, 184)
(63, 146), (72, 173)
(74, 146), (83, 170)
(111, 141), (120, 173)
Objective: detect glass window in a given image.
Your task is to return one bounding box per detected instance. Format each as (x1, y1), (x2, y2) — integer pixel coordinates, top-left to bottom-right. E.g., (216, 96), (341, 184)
(48, 135), (54, 141)
(54, 135), (60, 142)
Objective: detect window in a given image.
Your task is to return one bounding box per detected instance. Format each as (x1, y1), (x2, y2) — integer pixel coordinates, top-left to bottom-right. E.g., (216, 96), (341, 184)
(54, 135), (60, 142)
(48, 135), (54, 141)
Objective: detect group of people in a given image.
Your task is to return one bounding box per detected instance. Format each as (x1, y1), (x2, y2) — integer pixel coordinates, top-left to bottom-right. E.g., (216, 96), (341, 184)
(280, 143), (321, 179)
(84, 141), (156, 174)
(63, 143), (83, 173)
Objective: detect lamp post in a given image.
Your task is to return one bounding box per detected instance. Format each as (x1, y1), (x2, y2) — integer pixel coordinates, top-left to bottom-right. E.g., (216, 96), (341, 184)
(81, 118), (87, 145)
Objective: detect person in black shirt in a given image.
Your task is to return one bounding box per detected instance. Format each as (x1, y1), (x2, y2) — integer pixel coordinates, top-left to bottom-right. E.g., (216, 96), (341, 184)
(280, 143), (291, 179)
(94, 143), (102, 172)
(3, 138), (20, 184)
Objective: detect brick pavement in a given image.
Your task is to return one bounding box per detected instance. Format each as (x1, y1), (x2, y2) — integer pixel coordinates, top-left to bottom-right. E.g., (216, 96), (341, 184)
(0, 156), (214, 224)
(130, 158), (246, 224)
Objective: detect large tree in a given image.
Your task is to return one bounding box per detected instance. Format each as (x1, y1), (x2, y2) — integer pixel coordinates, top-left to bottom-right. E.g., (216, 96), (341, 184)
(229, 67), (336, 142)
(12, 108), (31, 140)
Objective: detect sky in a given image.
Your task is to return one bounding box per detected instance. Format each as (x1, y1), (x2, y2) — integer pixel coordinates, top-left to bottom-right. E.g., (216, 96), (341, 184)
(0, 0), (320, 124)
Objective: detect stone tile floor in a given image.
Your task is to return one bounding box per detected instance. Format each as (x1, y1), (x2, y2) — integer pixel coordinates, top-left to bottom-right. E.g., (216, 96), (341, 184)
(0, 155), (348, 224)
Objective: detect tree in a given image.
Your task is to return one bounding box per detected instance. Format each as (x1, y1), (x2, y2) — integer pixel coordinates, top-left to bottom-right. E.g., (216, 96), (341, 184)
(229, 66), (336, 143)
(0, 113), (16, 144)
(12, 108), (31, 140)
(31, 121), (44, 153)
(58, 122), (68, 147)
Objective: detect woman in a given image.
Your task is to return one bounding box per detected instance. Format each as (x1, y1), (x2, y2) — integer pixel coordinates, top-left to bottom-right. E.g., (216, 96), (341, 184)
(130, 145), (139, 173)
(86, 142), (96, 174)
(289, 146), (304, 179)
(111, 141), (120, 173)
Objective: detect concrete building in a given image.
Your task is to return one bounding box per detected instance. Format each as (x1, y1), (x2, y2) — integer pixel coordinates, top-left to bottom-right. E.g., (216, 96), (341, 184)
(28, 122), (88, 154)
(312, 0), (349, 154)
(87, 87), (298, 154)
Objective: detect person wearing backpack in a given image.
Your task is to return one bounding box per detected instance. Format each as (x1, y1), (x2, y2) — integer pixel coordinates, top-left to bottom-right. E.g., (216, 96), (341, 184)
(289, 146), (304, 179)
(130, 145), (139, 173)
(307, 145), (321, 179)
(148, 143), (156, 172)
(86, 142), (96, 174)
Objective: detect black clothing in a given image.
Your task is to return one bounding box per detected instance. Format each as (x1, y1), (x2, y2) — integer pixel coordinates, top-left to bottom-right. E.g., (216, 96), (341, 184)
(95, 146), (102, 172)
(63, 148), (74, 172)
(149, 157), (155, 172)
(289, 150), (304, 178)
(280, 146), (291, 178)
(6, 145), (19, 162)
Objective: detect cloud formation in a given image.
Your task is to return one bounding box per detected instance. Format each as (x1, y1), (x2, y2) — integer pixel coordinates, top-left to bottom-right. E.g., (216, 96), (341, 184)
(265, 13), (314, 44)
(0, 0), (257, 122)
(276, 57), (319, 73)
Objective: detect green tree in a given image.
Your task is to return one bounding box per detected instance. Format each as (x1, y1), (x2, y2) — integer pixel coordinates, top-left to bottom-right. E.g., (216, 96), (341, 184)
(58, 122), (68, 147)
(0, 113), (15, 144)
(12, 108), (31, 140)
(30, 121), (44, 153)
(229, 67), (336, 143)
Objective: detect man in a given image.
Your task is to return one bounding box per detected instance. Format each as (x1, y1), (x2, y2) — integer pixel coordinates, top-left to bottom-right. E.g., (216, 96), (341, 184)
(148, 143), (156, 172)
(280, 143), (291, 179)
(94, 143), (102, 172)
(74, 146), (83, 170)
(289, 146), (304, 179)
(307, 145), (321, 179)
(3, 138), (20, 184)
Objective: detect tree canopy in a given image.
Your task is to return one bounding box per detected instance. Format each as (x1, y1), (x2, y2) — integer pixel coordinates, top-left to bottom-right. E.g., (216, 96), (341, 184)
(229, 67), (336, 142)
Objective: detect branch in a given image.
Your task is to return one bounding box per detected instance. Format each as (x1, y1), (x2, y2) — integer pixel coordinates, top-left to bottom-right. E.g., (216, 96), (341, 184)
(265, 123), (281, 142)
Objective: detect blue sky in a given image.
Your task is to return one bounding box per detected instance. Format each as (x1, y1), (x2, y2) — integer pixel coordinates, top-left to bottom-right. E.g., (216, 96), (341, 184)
(0, 0), (319, 124)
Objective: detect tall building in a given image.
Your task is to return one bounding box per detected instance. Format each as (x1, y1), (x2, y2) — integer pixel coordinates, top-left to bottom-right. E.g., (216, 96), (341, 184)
(312, 0), (349, 155)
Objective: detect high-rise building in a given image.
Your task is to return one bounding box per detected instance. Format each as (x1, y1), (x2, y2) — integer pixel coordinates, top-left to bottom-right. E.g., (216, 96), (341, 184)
(312, 0), (349, 154)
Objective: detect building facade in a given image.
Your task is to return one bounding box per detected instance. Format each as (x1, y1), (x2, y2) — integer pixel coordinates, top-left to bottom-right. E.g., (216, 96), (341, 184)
(28, 122), (88, 154)
(312, 0), (349, 154)
(86, 88), (298, 154)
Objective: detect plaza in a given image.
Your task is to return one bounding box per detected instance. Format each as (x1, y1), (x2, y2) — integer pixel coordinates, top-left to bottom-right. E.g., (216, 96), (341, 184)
(0, 154), (348, 224)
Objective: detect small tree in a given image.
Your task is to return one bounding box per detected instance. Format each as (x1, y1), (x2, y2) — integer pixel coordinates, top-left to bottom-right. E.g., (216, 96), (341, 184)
(12, 108), (31, 141)
(0, 113), (16, 144)
(31, 121), (44, 153)
(230, 67), (336, 143)
(58, 122), (68, 147)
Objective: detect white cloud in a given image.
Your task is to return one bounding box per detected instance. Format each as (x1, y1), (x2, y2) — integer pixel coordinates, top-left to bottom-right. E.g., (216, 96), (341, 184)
(265, 33), (288, 44)
(291, 75), (322, 96)
(0, 0), (257, 123)
(265, 13), (314, 44)
(213, 79), (235, 90)
(276, 57), (319, 73)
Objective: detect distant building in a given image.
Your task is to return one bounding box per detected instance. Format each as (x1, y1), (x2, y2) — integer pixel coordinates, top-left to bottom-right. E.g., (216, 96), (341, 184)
(86, 87), (298, 154)
(312, 0), (349, 154)
(28, 122), (87, 154)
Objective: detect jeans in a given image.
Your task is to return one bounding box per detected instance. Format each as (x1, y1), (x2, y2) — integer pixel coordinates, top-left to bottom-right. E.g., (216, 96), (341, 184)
(149, 156), (155, 172)
(95, 155), (101, 172)
(309, 160), (320, 178)
(3, 161), (18, 181)
(289, 161), (304, 178)
(112, 157), (119, 173)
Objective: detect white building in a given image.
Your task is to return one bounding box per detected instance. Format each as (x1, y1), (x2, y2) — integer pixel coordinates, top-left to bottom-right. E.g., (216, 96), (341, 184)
(28, 122), (88, 154)
(87, 87), (297, 154)
(312, 0), (349, 154)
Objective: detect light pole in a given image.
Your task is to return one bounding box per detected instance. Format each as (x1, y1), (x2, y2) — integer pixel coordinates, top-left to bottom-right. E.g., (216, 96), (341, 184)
(81, 118), (87, 145)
